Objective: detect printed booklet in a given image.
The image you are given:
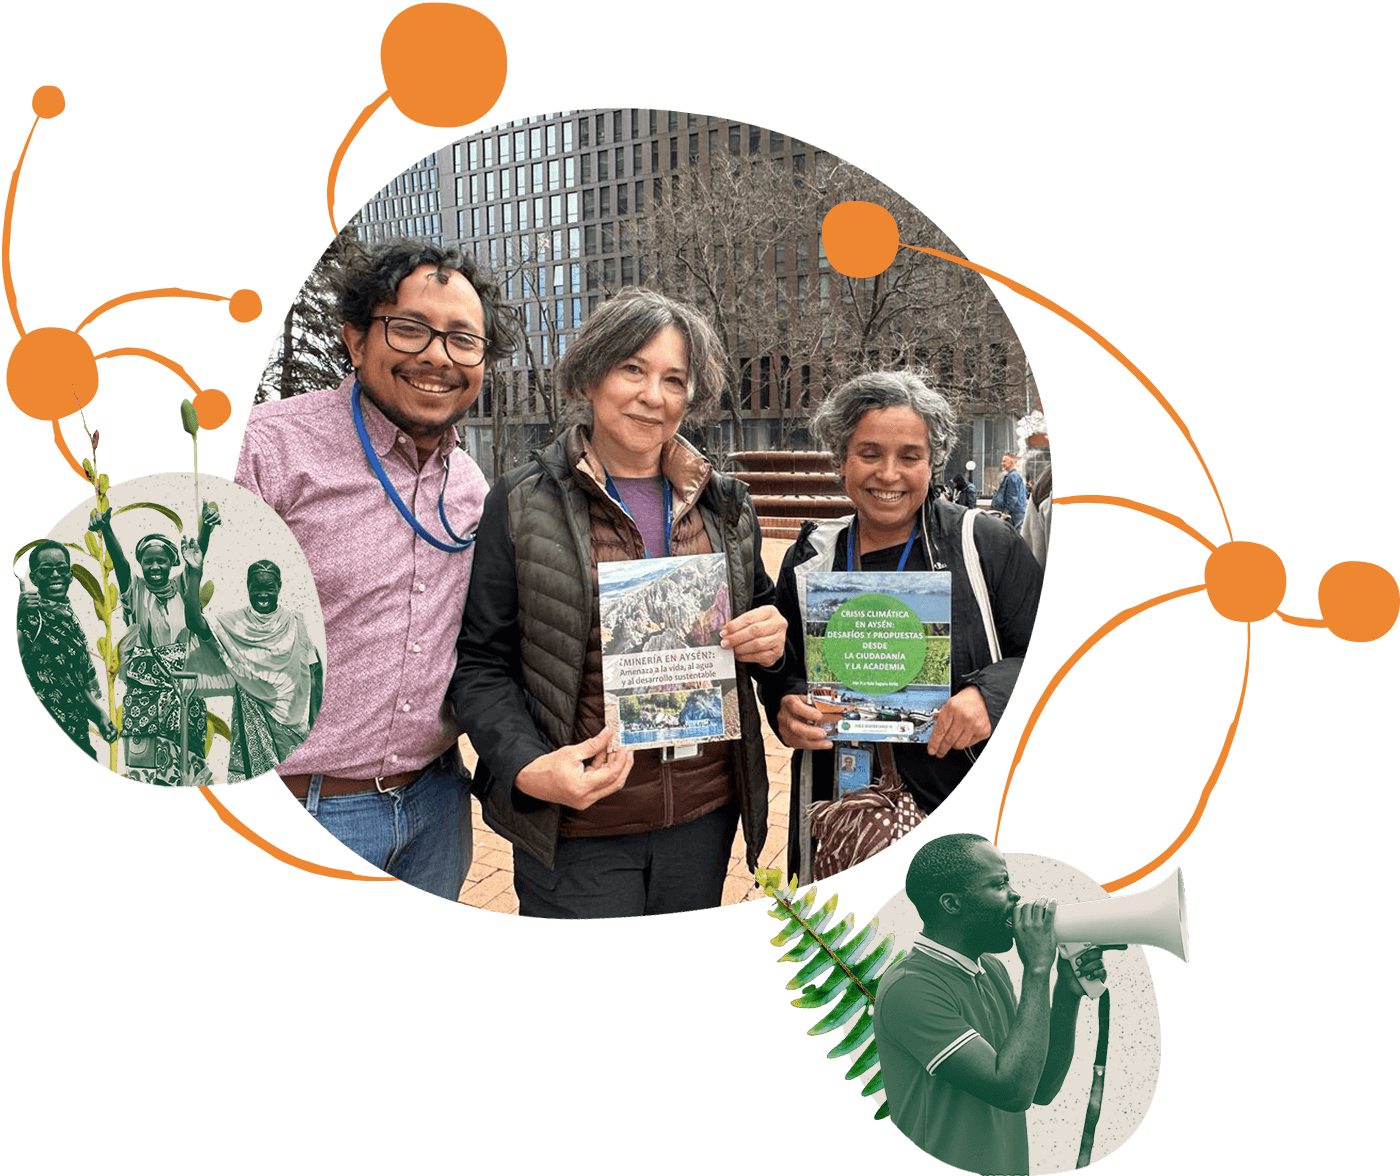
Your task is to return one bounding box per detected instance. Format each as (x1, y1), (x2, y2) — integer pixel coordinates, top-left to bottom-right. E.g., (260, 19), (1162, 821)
(803, 570), (952, 742)
(599, 553), (739, 748)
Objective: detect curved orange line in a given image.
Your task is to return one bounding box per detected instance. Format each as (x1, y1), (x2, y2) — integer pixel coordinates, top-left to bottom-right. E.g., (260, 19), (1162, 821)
(52, 418), (88, 480)
(76, 288), (224, 332)
(198, 786), (397, 882)
(4, 114), (40, 336)
(93, 346), (200, 394)
(1103, 624), (1250, 891)
(900, 241), (1233, 541)
(993, 583), (1207, 845)
(327, 91), (389, 235)
(1275, 610), (1328, 628)
(1055, 495), (1217, 552)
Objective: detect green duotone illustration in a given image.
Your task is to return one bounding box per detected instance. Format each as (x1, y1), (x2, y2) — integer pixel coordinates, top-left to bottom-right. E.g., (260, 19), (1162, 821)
(819, 593), (926, 694)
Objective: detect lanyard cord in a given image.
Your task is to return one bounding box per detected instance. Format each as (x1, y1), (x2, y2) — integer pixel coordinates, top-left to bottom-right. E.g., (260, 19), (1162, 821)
(846, 515), (920, 573)
(351, 381), (475, 553)
(604, 472), (672, 558)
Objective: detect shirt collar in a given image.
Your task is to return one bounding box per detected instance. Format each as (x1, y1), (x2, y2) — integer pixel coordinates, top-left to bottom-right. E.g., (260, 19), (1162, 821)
(912, 933), (986, 976)
(348, 375), (459, 464)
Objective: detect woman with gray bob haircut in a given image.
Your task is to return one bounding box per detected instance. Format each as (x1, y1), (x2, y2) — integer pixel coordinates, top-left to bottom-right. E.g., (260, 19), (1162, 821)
(554, 287), (728, 425)
(452, 287), (787, 918)
(759, 369), (1045, 881)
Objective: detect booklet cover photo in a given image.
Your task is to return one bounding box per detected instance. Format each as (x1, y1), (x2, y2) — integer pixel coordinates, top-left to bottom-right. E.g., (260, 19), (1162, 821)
(599, 553), (740, 749)
(804, 570), (952, 743)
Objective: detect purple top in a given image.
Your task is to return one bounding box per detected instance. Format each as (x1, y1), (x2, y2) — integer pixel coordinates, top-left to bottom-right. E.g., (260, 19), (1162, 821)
(608, 474), (669, 559)
(235, 375), (486, 778)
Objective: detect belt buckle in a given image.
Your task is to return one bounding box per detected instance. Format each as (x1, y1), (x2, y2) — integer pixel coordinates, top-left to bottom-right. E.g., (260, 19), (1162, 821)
(374, 774), (396, 793)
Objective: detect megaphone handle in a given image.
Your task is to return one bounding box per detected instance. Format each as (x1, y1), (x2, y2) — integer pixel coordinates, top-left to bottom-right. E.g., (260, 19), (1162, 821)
(1058, 942), (1106, 999)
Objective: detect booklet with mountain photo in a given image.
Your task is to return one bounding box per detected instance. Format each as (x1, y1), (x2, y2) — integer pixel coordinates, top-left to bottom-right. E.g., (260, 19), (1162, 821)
(803, 570), (952, 742)
(599, 553), (740, 748)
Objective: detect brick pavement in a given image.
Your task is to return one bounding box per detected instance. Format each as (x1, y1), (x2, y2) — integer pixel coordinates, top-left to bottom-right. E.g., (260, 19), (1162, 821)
(458, 538), (794, 914)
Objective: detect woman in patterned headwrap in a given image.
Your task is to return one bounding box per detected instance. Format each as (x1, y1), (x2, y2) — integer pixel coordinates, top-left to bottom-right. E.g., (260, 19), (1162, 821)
(17, 540), (120, 758)
(89, 502), (221, 786)
(180, 548), (322, 781)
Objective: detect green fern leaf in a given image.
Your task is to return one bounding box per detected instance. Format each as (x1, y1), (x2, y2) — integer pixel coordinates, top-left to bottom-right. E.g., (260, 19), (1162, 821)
(764, 876), (899, 1121)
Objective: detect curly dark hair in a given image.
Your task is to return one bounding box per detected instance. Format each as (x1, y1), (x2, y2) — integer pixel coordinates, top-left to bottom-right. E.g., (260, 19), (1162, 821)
(336, 239), (522, 363)
(905, 833), (992, 925)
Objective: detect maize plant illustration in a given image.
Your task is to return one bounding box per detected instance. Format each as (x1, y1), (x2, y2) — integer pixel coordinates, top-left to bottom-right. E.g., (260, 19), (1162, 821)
(15, 467), (226, 771)
(757, 867), (902, 1119)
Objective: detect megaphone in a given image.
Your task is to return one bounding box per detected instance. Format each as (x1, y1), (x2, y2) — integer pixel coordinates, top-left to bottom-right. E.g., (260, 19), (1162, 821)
(1052, 867), (1189, 997)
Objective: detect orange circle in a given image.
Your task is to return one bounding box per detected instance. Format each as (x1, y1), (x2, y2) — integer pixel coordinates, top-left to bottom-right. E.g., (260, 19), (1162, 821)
(822, 201), (900, 279)
(1318, 562), (1398, 642)
(32, 86), (64, 119)
(382, 5), (507, 128)
(194, 388), (232, 430)
(228, 289), (262, 323)
(1203, 541), (1286, 622)
(7, 328), (98, 420)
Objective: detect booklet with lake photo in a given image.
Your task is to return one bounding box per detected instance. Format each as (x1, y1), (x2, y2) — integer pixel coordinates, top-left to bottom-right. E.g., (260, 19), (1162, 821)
(599, 553), (740, 749)
(803, 570), (952, 742)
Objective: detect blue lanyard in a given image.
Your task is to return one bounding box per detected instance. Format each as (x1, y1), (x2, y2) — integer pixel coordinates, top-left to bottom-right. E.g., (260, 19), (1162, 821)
(351, 381), (475, 553)
(847, 517), (919, 572)
(604, 472), (672, 558)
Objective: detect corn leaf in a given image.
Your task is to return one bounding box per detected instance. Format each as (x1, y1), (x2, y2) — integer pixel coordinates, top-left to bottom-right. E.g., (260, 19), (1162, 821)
(205, 713), (232, 757)
(12, 539), (43, 565)
(114, 502), (183, 531)
(200, 581), (214, 607)
(70, 564), (104, 606)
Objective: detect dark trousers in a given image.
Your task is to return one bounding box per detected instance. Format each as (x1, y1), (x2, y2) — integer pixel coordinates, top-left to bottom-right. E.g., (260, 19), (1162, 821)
(513, 803), (740, 919)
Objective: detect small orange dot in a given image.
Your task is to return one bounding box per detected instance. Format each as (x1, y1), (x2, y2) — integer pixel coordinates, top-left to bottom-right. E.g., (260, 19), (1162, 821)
(822, 201), (900, 280)
(382, 5), (506, 128)
(1204, 541), (1286, 622)
(7, 328), (98, 420)
(1318, 562), (1398, 642)
(228, 289), (262, 323)
(194, 388), (232, 430)
(32, 86), (65, 119)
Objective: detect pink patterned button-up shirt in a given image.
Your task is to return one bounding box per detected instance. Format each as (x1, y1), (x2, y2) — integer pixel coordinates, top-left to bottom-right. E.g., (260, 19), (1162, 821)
(235, 376), (485, 778)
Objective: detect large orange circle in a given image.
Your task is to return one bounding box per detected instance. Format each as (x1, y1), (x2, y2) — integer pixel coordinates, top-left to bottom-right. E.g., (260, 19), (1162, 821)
(381, 5), (507, 128)
(1203, 541), (1286, 622)
(1318, 562), (1398, 642)
(7, 328), (99, 420)
(822, 201), (900, 279)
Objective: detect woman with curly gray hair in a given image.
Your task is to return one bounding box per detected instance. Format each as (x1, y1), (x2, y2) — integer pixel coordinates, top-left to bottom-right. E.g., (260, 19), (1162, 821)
(452, 288), (787, 918)
(759, 370), (1044, 881)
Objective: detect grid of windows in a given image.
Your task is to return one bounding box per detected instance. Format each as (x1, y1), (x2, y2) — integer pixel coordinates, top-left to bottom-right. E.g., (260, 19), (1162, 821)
(351, 110), (1030, 461)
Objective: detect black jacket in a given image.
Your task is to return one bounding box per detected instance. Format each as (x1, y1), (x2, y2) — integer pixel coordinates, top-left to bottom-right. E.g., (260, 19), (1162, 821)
(759, 498), (1043, 878)
(450, 428), (777, 870)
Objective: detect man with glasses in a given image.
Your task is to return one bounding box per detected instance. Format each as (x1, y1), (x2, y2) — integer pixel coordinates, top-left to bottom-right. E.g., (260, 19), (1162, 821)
(236, 241), (519, 900)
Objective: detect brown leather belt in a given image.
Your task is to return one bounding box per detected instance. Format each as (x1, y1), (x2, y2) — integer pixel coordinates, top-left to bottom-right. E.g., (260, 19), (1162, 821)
(280, 769), (422, 799)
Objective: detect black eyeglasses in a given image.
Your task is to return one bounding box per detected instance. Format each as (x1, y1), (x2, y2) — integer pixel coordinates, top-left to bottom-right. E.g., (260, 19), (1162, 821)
(31, 563), (72, 581)
(372, 316), (489, 367)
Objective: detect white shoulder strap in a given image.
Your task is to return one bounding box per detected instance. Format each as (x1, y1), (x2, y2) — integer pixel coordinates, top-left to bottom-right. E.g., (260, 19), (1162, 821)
(961, 509), (1001, 663)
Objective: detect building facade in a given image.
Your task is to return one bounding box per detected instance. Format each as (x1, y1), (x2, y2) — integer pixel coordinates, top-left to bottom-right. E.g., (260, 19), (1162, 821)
(347, 108), (1041, 488)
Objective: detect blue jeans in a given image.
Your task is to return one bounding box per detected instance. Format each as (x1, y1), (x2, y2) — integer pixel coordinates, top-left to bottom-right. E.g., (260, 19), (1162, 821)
(302, 752), (472, 901)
